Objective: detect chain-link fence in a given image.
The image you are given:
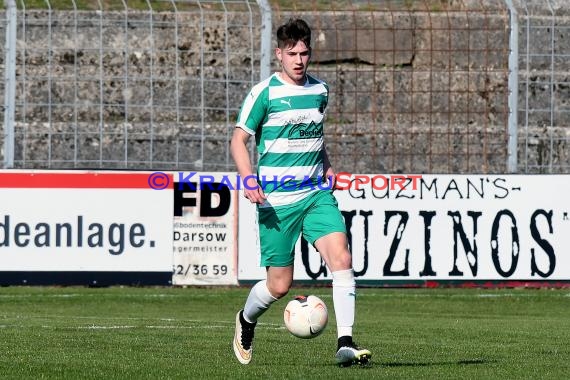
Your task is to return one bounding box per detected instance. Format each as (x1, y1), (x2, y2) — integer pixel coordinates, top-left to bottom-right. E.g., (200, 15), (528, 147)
(514, 0), (570, 173)
(1, 0), (568, 174)
(2, 0), (263, 171)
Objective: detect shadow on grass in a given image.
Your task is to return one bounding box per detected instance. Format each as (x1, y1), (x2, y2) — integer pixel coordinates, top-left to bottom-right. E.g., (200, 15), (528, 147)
(382, 358), (494, 367)
(318, 358), (495, 369)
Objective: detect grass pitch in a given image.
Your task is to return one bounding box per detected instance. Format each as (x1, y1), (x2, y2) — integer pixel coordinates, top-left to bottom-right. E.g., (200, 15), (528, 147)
(0, 286), (569, 379)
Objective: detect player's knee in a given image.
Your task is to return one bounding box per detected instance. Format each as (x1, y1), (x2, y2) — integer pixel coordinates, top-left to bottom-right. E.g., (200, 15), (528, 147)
(267, 281), (291, 299)
(270, 286), (289, 299)
(331, 249), (352, 270)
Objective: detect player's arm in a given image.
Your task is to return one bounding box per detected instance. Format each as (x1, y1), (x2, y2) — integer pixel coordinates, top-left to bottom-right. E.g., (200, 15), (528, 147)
(230, 127), (266, 204)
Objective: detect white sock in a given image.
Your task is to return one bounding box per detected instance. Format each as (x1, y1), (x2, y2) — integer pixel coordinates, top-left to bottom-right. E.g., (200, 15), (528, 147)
(332, 269), (356, 338)
(243, 280), (278, 323)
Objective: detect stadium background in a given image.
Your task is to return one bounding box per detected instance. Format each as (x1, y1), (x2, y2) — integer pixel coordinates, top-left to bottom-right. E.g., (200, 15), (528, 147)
(1, 0), (568, 174)
(1, 4), (570, 377)
(0, 0), (568, 287)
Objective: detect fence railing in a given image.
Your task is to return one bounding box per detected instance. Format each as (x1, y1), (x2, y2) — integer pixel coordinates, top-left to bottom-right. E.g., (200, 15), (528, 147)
(1, 0), (568, 174)
(515, 0), (570, 173)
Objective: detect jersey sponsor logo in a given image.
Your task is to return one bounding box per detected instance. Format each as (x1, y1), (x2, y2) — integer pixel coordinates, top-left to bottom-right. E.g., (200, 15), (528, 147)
(280, 98), (292, 108)
(287, 121), (323, 140)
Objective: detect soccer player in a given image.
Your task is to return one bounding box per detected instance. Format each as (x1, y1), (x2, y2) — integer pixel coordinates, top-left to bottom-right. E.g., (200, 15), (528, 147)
(230, 18), (371, 366)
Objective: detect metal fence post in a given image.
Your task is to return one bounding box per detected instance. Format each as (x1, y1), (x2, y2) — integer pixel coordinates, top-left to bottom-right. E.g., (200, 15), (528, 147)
(505, 0), (519, 173)
(256, 0), (271, 81)
(3, 0), (17, 169)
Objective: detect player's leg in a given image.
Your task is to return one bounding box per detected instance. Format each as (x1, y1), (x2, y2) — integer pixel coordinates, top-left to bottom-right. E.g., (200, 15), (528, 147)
(314, 232), (371, 366)
(233, 205), (300, 364)
(233, 266), (293, 364)
(304, 191), (371, 366)
(243, 266), (293, 324)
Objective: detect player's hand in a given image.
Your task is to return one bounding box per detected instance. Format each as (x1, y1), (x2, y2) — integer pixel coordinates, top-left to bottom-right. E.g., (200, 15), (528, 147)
(243, 176), (266, 204)
(325, 167), (336, 190)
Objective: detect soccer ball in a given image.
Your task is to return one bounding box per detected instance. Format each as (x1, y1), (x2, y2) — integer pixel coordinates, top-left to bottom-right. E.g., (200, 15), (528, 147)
(283, 295), (328, 339)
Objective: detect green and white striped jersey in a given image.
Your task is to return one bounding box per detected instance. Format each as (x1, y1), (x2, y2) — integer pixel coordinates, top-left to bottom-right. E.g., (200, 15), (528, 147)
(236, 72), (329, 208)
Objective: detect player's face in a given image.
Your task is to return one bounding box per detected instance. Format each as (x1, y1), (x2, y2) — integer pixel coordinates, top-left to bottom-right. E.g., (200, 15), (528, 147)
(275, 41), (311, 86)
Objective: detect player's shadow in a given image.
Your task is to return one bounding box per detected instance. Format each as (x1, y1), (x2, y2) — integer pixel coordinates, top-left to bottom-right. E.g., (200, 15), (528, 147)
(322, 359), (494, 370)
(382, 358), (494, 367)
(258, 207), (281, 231)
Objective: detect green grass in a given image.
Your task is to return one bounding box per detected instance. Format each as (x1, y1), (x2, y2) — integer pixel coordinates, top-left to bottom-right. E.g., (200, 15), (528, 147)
(0, 286), (569, 379)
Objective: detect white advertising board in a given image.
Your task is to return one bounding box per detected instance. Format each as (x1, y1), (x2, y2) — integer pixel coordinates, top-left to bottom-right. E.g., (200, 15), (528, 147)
(0, 171), (173, 275)
(171, 172), (238, 285)
(238, 174), (570, 284)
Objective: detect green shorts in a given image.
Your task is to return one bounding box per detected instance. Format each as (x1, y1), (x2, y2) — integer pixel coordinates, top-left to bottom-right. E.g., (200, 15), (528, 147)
(257, 190), (347, 267)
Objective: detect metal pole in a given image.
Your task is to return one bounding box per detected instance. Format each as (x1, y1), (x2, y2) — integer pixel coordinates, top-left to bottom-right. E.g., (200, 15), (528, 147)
(505, 0), (519, 173)
(546, 0), (555, 173)
(256, 0), (272, 81)
(3, 0), (17, 168)
(146, 0), (154, 168)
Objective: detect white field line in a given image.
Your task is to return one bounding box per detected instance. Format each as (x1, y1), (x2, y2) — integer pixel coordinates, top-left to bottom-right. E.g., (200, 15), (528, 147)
(79, 324), (286, 330)
(0, 294), (183, 299)
(0, 315), (236, 324)
(77, 325), (231, 330)
(1, 315), (280, 326)
(1, 292), (568, 300)
(354, 292), (570, 298)
(0, 323), (286, 331)
(0, 315), (285, 331)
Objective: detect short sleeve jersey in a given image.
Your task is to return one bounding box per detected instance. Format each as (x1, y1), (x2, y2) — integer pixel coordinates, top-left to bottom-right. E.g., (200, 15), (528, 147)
(236, 73), (329, 208)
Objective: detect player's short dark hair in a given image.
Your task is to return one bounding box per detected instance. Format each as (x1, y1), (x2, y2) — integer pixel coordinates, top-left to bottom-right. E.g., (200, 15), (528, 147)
(276, 18), (311, 49)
